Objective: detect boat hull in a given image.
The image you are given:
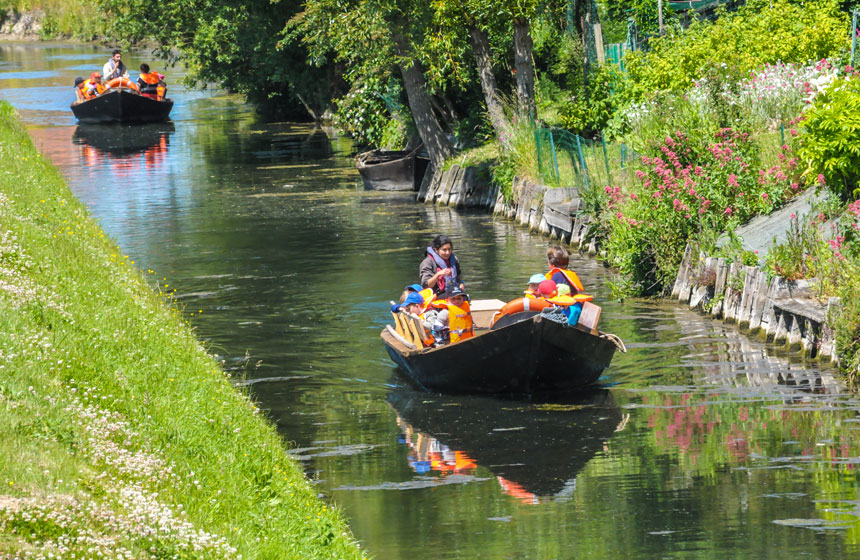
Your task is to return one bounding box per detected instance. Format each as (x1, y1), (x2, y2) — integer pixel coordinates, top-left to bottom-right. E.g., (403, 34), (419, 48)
(71, 89), (173, 124)
(356, 149), (430, 191)
(382, 314), (618, 395)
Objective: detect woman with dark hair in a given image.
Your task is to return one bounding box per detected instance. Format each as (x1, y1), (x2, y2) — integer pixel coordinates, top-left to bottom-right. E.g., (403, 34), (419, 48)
(419, 234), (464, 296)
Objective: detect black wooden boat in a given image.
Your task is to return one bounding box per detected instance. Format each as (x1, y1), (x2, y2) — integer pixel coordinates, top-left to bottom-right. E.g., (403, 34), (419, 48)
(355, 146), (430, 191)
(388, 387), (622, 500)
(70, 89), (173, 124)
(382, 302), (625, 395)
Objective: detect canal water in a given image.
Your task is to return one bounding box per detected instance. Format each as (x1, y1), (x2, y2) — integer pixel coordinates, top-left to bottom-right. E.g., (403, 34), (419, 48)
(3, 43), (860, 558)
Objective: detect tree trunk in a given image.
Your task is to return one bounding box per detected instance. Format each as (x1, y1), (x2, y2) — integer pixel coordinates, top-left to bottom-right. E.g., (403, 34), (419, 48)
(513, 18), (536, 121)
(582, 0), (600, 92)
(468, 26), (507, 142)
(393, 33), (455, 168)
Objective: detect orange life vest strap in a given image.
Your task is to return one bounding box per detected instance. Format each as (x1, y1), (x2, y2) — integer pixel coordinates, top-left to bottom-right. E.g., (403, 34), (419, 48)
(546, 268), (585, 293)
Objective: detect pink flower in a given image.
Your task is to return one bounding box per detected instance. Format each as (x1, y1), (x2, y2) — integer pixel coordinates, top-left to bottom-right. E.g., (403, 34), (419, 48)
(728, 174), (739, 188)
(724, 207), (733, 215)
(817, 174), (826, 185)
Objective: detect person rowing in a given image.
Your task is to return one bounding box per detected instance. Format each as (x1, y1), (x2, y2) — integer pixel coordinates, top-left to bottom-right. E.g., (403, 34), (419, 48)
(419, 234), (464, 298)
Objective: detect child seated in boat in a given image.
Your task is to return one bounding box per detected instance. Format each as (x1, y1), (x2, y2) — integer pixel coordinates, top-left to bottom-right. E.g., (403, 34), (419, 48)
(426, 288), (473, 345)
(83, 72), (107, 99)
(525, 273), (545, 298)
(539, 280), (585, 326)
(73, 77), (86, 103)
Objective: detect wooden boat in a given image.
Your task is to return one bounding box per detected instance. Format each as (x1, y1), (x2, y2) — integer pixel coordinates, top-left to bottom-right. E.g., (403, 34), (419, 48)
(71, 88), (173, 124)
(388, 387), (621, 499)
(381, 300), (625, 395)
(355, 146), (430, 191)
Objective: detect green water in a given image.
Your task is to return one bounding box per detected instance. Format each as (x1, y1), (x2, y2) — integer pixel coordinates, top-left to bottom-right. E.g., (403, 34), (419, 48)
(3, 42), (860, 559)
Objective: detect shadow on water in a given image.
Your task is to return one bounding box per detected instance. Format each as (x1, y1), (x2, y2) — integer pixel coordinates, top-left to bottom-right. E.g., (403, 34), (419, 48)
(387, 387), (622, 503)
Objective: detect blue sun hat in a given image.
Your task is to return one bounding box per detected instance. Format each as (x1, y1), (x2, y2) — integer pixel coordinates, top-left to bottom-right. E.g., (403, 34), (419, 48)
(403, 292), (424, 306)
(528, 273), (546, 284)
(405, 283), (424, 292)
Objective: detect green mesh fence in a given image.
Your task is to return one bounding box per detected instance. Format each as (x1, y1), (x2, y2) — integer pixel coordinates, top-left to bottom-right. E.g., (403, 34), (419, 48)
(534, 128), (634, 197)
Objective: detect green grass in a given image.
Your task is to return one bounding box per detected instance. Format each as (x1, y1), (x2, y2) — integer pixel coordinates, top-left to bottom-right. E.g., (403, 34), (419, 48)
(0, 100), (365, 558)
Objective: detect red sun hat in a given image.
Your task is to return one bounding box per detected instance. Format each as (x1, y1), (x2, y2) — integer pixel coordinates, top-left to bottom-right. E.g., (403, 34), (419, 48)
(538, 279), (557, 296)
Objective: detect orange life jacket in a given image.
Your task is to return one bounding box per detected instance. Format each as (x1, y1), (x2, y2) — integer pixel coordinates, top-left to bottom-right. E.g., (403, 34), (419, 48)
(546, 293), (593, 306)
(431, 300), (474, 343)
(83, 80), (106, 99)
(546, 267), (585, 293)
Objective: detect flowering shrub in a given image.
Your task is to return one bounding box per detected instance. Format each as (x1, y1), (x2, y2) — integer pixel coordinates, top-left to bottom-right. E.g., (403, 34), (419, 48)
(602, 129), (802, 294)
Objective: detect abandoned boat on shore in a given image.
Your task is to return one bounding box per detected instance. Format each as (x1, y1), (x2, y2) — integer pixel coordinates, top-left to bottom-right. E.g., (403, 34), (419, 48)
(382, 299), (625, 395)
(71, 89), (173, 124)
(355, 146), (430, 191)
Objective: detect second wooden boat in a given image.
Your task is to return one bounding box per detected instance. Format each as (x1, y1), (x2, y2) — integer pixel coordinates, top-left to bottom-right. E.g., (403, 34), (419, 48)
(355, 147), (430, 191)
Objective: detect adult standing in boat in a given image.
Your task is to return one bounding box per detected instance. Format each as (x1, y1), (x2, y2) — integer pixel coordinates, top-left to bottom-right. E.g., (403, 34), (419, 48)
(420, 234), (464, 297)
(103, 49), (129, 81)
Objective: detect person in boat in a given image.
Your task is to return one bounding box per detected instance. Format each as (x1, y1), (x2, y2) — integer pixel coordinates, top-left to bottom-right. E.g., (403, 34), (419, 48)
(103, 49), (129, 81)
(83, 72), (107, 99)
(525, 273), (545, 298)
(538, 279), (586, 326)
(546, 245), (586, 296)
(426, 287), (473, 345)
(73, 77), (86, 103)
(137, 64), (167, 100)
(420, 234), (464, 297)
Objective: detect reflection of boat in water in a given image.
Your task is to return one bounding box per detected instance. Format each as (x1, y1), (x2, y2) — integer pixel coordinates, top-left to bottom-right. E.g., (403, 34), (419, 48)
(70, 89), (173, 124)
(73, 122), (174, 158)
(355, 146), (430, 191)
(389, 388), (622, 502)
(383, 304), (624, 395)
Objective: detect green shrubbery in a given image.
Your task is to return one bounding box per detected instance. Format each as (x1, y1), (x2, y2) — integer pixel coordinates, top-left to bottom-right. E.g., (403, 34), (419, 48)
(797, 74), (860, 199)
(623, 0), (848, 99)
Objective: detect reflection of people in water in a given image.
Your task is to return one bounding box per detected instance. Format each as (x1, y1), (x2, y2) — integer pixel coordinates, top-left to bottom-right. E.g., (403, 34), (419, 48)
(396, 415), (476, 475)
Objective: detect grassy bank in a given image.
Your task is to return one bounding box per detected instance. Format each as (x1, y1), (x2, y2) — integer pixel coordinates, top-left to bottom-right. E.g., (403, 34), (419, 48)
(0, 100), (364, 558)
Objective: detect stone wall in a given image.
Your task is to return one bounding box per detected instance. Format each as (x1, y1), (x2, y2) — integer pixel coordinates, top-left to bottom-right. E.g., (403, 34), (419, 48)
(489, 176), (596, 254)
(417, 163), (497, 208)
(672, 244), (840, 362)
(0, 10), (43, 38)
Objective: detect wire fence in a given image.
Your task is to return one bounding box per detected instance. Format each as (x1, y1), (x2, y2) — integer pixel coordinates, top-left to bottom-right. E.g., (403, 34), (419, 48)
(533, 127), (635, 196)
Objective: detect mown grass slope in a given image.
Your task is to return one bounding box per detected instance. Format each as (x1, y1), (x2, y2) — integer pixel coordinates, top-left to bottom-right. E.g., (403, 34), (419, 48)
(0, 100), (366, 559)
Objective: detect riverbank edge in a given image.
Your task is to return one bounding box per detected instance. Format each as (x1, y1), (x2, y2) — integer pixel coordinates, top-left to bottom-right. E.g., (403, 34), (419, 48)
(0, 101), (365, 557)
(425, 166), (840, 368)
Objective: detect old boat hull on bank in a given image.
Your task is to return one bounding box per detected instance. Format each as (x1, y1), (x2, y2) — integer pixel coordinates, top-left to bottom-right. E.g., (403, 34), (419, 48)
(382, 313), (621, 395)
(70, 89), (173, 124)
(355, 148), (430, 191)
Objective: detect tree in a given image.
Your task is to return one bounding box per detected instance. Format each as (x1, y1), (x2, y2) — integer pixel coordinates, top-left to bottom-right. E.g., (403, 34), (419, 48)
(95, 0), (335, 119)
(292, 0), (454, 167)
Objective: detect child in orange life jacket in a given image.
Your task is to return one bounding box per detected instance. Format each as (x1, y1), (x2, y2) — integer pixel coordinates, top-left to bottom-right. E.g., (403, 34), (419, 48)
(427, 287), (471, 345)
(73, 77), (86, 103)
(539, 280), (584, 326)
(525, 273), (545, 298)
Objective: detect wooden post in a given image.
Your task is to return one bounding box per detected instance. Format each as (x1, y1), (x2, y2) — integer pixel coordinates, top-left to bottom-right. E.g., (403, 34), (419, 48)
(658, 0), (665, 36)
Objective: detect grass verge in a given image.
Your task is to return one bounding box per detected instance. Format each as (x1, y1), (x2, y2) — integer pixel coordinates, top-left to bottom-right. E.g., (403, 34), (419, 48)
(0, 100), (366, 558)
